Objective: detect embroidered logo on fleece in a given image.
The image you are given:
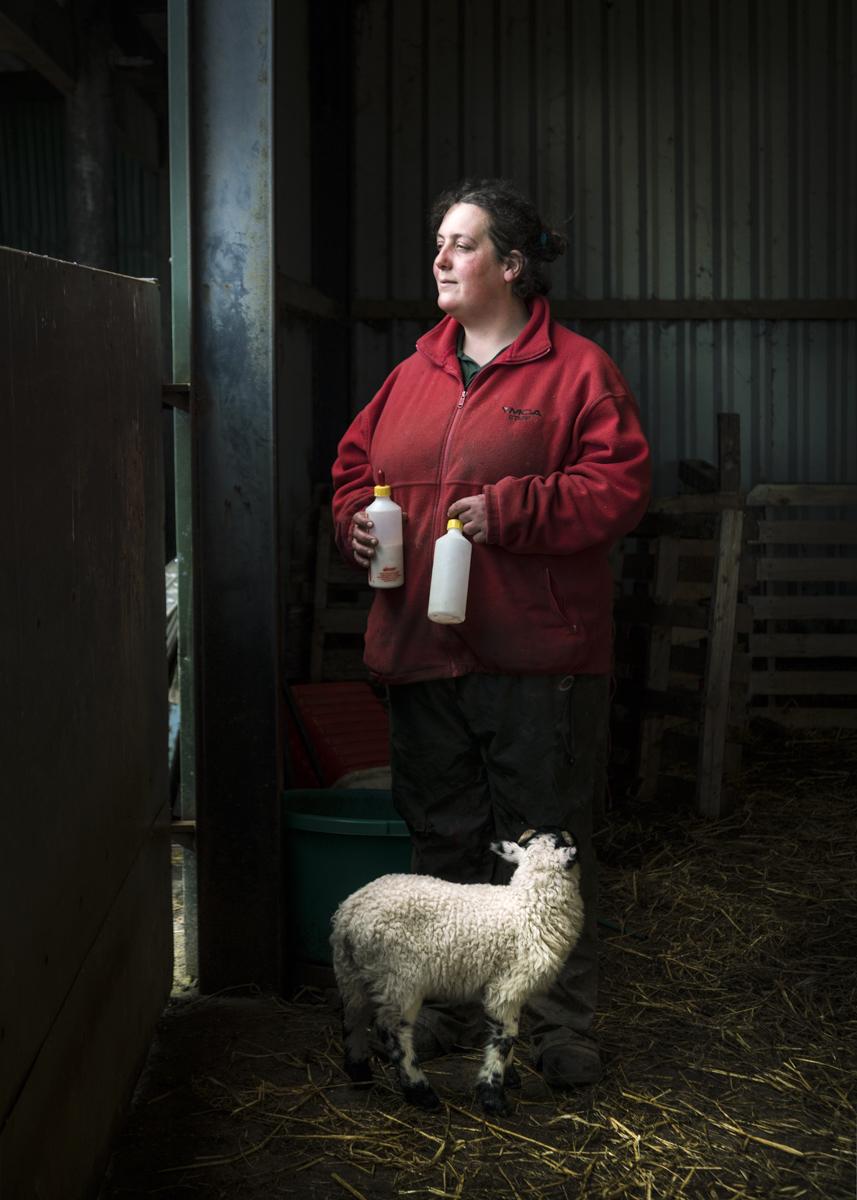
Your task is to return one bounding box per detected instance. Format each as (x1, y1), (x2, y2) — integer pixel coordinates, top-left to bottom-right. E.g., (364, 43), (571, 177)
(502, 405), (543, 422)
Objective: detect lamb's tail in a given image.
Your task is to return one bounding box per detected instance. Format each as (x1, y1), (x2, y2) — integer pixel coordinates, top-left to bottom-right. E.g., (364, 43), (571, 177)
(331, 924), (364, 994)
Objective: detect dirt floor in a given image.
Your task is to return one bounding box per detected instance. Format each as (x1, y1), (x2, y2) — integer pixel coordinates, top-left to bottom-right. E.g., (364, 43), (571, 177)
(99, 727), (856, 1199)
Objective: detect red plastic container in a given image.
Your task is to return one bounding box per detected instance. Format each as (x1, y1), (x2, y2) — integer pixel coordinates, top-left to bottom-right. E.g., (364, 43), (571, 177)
(286, 682), (390, 788)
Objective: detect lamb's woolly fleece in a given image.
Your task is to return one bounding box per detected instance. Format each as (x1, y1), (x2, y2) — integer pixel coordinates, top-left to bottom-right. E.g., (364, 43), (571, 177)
(331, 839), (583, 1012)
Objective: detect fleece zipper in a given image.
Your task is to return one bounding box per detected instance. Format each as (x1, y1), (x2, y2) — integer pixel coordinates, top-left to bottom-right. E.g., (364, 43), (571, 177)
(431, 384), (468, 536)
(428, 346), (551, 538)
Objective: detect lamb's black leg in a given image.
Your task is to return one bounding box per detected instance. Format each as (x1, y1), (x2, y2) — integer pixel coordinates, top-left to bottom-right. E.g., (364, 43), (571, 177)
(475, 1007), (520, 1115)
(343, 1031), (374, 1085)
(338, 982), (374, 1085)
(377, 1005), (441, 1111)
(504, 1062), (522, 1089)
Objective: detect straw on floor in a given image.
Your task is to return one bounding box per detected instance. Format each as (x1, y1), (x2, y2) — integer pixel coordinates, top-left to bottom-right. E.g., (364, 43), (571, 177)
(164, 726), (856, 1199)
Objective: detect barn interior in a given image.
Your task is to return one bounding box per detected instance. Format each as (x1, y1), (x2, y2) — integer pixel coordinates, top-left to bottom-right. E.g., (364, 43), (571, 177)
(1, 1), (855, 1198)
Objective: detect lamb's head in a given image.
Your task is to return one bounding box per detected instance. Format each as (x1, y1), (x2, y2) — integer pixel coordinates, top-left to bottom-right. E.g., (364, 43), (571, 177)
(491, 826), (579, 875)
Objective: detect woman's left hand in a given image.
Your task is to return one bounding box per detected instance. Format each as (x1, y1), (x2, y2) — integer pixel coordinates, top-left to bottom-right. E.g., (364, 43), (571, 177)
(448, 494), (488, 544)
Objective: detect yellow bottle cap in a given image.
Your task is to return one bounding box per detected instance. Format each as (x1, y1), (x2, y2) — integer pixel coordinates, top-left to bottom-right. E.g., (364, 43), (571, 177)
(447, 519), (463, 530)
(374, 484), (391, 497)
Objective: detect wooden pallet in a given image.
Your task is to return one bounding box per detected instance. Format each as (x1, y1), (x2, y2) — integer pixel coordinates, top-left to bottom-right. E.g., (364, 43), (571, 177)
(309, 506), (373, 682)
(744, 484), (857, 728)
(613, 414), (750, 817)
(616, 506), (750, 817)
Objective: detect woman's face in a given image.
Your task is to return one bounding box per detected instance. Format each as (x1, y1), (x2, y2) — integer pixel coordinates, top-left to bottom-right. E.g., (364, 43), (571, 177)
(433, 203), (515, 321)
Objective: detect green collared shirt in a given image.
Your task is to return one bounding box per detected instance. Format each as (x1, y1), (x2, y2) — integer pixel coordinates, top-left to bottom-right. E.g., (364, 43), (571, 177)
(456, 331), (511, 388)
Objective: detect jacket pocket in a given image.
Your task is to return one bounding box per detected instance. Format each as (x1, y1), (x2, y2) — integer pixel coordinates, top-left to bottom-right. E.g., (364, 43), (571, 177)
(545, 569), (582, 636)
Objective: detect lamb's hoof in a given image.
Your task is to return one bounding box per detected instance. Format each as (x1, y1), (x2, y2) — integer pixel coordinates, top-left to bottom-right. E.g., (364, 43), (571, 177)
(475, 1082), (511, 1116)
(403, 1081), (441, 1111)
(345, 1058), (374, 1085)
(503, 1064), (522, 1090)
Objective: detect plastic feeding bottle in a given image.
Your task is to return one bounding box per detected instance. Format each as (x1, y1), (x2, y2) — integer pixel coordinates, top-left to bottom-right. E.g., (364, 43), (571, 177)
(366, 484), (404, 588)
(427, 520), (472, 624)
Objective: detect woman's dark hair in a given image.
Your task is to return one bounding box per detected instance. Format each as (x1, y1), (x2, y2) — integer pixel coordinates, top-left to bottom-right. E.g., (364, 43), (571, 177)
(429, 178), (567, 300)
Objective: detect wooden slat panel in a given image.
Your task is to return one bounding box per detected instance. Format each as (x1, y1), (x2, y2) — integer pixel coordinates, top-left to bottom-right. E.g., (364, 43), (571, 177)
(754, 558), (857, 582)
(670, 644), (706, 674)
(671, 626), (706, 647)
(633, 513), (721, 539)
(670, 650), (751, 684)
(637, 537), (680, 797)
(746, 483), (857, 507)
(698, 509), (745, 818)
(663, 731), (744, 773)
(317, 608), (371, 635)
(748, 596), (857, 619)
(622, 549), (753, 583)
(678, 538), (718, 555)
(749, 671), (857, 695)
(751, 520), (857, 544)
(615, 597), (707, 626)
(318, 649), (372, 682)
(674, 581), (719, 602)
(749, 707), (857, 729)
(620, 552), (654, 578)
(728, 654), (751, 685)
(642, 688), (701, 719)
(748, 633), (857, 656)
(613, 597), (754, 634)
(311, 506), (373, 680)
(678, 458), (720, 494)
(326, 556), (372, 588)
(650, 494), (745, 514)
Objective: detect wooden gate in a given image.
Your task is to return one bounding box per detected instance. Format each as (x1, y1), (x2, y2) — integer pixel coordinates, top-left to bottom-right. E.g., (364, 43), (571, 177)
(0, 248), (169, 1199)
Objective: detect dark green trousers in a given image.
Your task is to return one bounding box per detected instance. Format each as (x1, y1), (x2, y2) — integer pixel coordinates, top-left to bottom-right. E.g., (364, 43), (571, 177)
(388, 673), (608, 1049)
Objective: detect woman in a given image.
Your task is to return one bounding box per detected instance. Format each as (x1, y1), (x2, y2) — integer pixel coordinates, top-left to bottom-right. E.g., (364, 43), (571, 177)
(331, 179), (650, 1087)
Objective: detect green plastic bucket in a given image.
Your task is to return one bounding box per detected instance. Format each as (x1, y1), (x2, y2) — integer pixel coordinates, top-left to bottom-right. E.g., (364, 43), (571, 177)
(283, 788), (412, 965)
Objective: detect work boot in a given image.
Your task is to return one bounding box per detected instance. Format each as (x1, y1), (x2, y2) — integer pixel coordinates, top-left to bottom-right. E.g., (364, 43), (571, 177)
(371, 1008), (471, 1063)
(412, 1006), (484, 1060)
(411, 1012), (456, 1061)
(534, 1032), (603, 1087)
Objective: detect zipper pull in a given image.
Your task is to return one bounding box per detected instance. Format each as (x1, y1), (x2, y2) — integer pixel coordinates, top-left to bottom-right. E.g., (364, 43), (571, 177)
(458, 390), (466, 408)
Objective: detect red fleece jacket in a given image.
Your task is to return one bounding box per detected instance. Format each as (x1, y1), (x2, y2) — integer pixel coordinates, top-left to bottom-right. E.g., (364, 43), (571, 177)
(331, 296), (651, 683)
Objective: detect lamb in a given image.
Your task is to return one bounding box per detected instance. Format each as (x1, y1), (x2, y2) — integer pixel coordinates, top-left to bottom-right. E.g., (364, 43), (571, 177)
(330, 826), (584, 1115)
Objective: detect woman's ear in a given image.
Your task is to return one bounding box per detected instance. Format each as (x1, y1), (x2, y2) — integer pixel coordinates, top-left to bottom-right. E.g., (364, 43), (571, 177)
(503, 250), (524, 282)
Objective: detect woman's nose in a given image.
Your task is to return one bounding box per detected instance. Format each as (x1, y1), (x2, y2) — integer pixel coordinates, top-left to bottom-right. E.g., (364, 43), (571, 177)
(434, 243), (450, 269)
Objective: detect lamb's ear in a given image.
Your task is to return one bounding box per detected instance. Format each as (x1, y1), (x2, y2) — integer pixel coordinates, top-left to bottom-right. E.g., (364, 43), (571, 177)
(491, 840), (525, 865)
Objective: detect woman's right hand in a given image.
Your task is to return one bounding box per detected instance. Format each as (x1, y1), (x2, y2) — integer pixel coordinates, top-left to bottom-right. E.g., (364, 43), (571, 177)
(350, 510), (377, 566)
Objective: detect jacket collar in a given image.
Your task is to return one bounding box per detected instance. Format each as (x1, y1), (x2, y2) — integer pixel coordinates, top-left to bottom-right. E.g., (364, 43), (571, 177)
(416, 294), (553, 375)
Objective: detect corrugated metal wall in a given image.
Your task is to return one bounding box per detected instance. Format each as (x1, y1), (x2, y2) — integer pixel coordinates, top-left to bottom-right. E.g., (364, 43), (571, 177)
(0, 97), (161, 278)
(349, 0), (857, 493)
(115, 146), (161, 278)
(0, 99), (67, 258)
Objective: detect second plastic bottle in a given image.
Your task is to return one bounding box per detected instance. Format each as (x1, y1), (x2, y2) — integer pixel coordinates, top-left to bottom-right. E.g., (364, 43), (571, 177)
(427, 519), (472, 624)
